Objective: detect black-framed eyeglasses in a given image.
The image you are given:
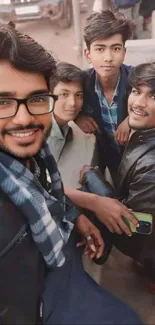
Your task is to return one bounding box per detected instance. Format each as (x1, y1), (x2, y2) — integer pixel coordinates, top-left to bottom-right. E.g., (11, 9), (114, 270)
(0, 94), (58, 119)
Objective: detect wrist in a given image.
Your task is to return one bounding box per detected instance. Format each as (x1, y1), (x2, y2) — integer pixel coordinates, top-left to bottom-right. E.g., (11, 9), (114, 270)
(91, 194), (101, 214)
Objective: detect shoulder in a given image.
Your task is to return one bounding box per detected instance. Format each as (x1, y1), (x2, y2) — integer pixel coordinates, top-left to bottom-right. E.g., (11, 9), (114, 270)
(120, 64), (132, 77)
(135, 150), (155, 174)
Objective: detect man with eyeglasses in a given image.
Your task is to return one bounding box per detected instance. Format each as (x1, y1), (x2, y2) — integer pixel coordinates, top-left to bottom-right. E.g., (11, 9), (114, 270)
(0, 24), (142, 325)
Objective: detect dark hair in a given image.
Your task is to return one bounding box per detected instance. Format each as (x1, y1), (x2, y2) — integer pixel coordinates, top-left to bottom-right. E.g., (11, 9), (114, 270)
(129, 62), (155, 92)
(84, 10), (134, 49)
(0, 24), (56, 89)
(51, 61), (86, 89)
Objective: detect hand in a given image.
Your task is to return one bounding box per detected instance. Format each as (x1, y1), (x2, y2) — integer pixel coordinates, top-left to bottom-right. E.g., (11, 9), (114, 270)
(75, 214), (104, 259)
(79, 164), (92, 185)
(75, 115), (99, 134)
(92, 196), (139, 236)
(115, 117), (130, 145)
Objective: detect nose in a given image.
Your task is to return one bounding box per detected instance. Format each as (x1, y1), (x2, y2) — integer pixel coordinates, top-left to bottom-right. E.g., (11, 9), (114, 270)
(134, 94), (147, 108)
(104, 49), (113, 62)
(12, 103), (35, 126)
(68, 95), (76, 107)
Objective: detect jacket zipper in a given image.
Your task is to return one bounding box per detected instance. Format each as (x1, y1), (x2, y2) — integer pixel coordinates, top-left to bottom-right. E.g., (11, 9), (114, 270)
(0, 225), (28, 260)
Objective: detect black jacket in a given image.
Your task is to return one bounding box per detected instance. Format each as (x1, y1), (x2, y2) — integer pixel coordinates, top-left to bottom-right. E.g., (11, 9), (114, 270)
(0, 189), (46, 325)
(83, 64), (132, 180)
(115, 128), (155, 264)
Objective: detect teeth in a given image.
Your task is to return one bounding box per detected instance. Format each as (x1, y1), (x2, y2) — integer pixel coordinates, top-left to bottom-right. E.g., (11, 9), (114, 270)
(11, 132), (34, 137)
(132, 109), (146, 116)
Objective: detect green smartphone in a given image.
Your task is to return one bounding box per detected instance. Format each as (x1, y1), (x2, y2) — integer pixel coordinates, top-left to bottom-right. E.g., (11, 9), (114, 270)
(123, 212), (153, 235)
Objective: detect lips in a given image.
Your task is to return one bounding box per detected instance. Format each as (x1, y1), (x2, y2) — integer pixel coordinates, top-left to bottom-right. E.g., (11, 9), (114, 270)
(131, 108), (147, 117)
(7, 129), (40, 144)
(101, 66), (114, 69)
(10, 131), (35, 138)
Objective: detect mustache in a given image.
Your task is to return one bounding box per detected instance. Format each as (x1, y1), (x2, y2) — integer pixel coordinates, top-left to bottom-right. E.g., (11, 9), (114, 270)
(2, 124), (44, 136)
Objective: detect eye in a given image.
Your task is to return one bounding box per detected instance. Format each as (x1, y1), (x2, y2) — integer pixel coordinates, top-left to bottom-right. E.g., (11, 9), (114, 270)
(59, 92), (69, 98)
(150, 94), (155, 99)
(0, 98), (11, 105)
(30, 96), (47, 103)
(113, 47), (121, 52)
(131, 89), (140, 95)
(95, 47), (104, 52)
(76, 93), (83, 99)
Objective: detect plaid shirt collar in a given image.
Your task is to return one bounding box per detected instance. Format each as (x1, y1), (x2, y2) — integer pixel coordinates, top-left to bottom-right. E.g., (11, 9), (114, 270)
(95, 73), (120, 105)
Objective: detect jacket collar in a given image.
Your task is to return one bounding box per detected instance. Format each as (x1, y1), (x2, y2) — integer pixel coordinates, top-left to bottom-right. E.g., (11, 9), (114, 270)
(117, 127), (155, 191)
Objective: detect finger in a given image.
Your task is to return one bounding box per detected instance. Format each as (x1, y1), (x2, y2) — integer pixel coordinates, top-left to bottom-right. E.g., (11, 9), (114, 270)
(121, 133), (128, 145)
(123, 133), (129, 144)
(118, 218), (132, 237)
(90, 118), (99, 131)
(115, 131), (119, 142)
(105, 222), (115, 233)
(85, 123), (95, 134)
(76, 241), (85, 247)
(123, 210), (139, 226)
(84, 247), (96, 259)
(86, 235), (96, 253)
(94, 239), (104, 259)
(112, 221), (123, 235)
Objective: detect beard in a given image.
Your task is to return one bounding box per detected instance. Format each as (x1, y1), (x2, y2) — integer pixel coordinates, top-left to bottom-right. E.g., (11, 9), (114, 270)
(0, 123), (52, 160)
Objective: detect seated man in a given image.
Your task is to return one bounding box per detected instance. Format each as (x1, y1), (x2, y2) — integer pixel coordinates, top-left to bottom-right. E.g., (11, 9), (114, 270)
(48, 61), (96, 188)
(0, 24), (142, 324)
(66, 62), (155, 291)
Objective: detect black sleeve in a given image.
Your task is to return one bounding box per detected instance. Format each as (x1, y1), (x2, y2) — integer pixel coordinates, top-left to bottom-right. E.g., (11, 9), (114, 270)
(123, 165), (155, 215)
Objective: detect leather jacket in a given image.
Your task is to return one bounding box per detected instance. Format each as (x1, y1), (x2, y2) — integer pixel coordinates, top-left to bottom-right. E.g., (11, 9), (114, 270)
(115, 128), (155, 264)
(0, 189), (46, 325)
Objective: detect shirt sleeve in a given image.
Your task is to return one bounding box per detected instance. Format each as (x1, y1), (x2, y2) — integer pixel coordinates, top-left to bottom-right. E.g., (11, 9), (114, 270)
(65, 195), (81, 223)
(122, 165), (155, 215)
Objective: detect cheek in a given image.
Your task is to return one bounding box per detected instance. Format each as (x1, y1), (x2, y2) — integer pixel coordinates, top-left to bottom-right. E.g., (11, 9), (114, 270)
(39, 115), (52, 130)
(0, 120), (10, 136)
(53, 101), (64, 114)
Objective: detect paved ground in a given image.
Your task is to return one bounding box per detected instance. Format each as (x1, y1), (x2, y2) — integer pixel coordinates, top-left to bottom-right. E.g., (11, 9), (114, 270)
(17, 0), (94, 67)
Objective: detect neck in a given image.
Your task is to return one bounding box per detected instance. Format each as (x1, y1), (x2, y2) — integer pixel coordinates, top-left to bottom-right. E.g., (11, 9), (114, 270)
(97, 71), (120, 92)
(25, 159), (31, 170)
(54, 113), (68, 127)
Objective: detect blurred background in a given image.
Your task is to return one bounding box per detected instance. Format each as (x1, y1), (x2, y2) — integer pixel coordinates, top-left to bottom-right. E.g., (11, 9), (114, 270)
(0, 0), (154, 68)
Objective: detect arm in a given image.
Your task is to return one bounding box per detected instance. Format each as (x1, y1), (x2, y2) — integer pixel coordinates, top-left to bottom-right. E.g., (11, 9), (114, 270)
(123, 165), (155, 215)
(115, 116), (130, 145)
(65, 187), (138, 236)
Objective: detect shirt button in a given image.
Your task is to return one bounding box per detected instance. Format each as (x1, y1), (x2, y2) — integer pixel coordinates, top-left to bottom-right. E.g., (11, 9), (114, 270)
(138, 135), (143, 142)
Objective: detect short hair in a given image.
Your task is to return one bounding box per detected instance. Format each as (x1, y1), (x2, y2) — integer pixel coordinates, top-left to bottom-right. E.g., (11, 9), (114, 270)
(0, 24), (56, 89)
(51, 61), (86, 89)
(129, 62), (155, 93)
(84, 10), (133, 49)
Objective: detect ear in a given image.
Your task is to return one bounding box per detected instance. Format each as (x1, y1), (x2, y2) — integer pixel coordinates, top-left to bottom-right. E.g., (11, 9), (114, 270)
(84, 48), (91, 64)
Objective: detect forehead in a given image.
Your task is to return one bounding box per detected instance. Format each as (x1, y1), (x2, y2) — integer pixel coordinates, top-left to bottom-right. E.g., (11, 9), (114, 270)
(134, 84), (154, 93)
(0, 60), (47, 97)
(91, 34), (124, 48)
(54, 81), (83, 94)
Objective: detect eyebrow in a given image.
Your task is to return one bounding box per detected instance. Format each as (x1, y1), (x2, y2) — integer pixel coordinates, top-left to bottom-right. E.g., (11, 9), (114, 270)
(59, 89), (83, 93)
(93, 43), (123, 48)
(0, 89), (49, 98)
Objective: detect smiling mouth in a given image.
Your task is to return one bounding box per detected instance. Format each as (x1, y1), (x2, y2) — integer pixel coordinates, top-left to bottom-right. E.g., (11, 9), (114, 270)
(10, 131), (36, 138)
(131, 108), (147, 117)
(7, 129), (40, 140)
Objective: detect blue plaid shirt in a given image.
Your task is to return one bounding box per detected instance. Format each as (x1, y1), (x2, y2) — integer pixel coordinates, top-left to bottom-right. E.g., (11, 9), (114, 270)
(95, 76), (120, 151)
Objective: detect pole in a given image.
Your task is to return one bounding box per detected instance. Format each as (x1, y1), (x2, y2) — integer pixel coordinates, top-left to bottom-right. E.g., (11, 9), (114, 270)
(72, 0), (83, 67)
